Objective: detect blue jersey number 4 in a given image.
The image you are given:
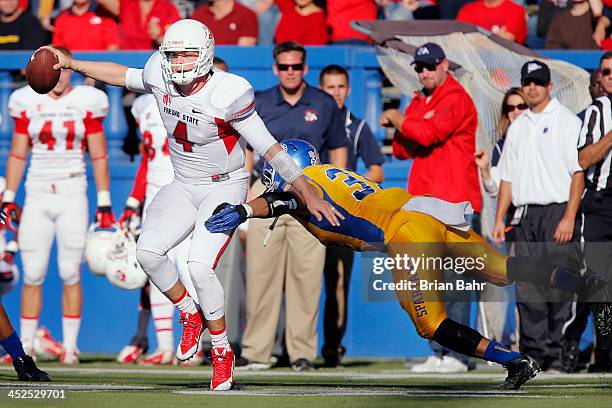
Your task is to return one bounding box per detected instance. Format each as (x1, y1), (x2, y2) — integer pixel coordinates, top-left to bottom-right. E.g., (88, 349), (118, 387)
(325, 168), (375, 201)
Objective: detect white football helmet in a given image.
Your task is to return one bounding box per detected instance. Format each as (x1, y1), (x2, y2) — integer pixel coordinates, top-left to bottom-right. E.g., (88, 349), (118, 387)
(0, 256), (19, 296)
(106, 229), (148, 290)
(159, 19), (215, 85)
(85, 222), (121, 276)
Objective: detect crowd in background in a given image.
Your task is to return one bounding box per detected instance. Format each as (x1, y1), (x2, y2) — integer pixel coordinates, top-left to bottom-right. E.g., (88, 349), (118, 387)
(4, 0), (612, 51)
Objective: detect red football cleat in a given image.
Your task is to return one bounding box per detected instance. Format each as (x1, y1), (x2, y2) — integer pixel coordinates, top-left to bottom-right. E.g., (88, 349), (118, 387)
(210, 347), (235, 391)
(116, 345), (145, 364)
(138, 348), (175, 366)
(34, 326), (64, 360)
(176, 311), (204, 361)
(59, 349), (79, 365)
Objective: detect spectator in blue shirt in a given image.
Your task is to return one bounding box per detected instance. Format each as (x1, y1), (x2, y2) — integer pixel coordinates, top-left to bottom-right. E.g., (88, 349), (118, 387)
(318, 63), (385, 367)
(239, 41), (348, 371)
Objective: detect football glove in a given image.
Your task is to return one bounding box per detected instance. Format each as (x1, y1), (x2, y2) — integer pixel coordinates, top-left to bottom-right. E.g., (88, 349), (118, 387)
(119, 201), (141, 237)
(0, 202), (21, 233)
(205, 203), (250, 233)
(96, 206), (117, 229)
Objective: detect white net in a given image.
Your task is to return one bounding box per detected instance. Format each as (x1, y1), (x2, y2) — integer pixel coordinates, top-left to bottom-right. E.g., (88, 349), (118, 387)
(373, 28), (591, 239)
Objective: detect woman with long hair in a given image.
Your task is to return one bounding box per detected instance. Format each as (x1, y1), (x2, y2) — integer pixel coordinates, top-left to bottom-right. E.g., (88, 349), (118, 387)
(475, 88), (528, 198)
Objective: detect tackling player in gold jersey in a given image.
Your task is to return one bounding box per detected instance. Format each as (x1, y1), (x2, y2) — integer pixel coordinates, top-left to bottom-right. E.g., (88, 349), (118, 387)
(206, 140), (602, 390)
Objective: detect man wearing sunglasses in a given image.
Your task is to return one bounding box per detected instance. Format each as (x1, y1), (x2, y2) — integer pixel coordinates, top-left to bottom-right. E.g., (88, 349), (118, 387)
(240, 41), (348, 371)
(494, 60), (585, 372)
(566, 51), (612, 373)
(380, 42), (481, 373)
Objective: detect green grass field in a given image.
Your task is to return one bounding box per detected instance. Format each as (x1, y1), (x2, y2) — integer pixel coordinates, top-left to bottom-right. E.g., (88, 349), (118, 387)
(0, 355), (610, 407)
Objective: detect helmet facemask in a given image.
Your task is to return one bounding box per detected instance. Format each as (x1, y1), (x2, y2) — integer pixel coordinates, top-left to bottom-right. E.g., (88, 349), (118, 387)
(161, 48), (213, 86)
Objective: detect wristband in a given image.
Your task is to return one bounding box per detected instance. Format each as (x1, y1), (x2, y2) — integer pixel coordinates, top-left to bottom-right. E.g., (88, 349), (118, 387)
(97, 190), (111, 207)
(3, 190), (15, 203)
(126, 196), (140, 209)
(242, 204), (253, 219)
(6, 240), (18, 253)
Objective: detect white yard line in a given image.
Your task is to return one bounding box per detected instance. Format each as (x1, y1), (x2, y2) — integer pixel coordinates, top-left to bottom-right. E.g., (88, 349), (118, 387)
(0, 365), (610, 381)
(173, 388), (578, 398)
(0, 382), (153, 391)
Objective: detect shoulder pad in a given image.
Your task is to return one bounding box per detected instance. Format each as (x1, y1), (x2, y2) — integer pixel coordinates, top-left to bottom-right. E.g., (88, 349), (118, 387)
(210, 73), (255, 121)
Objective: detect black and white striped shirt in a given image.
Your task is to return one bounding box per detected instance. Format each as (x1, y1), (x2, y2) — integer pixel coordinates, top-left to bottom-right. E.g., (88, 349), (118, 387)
(578, 95), (612, 191)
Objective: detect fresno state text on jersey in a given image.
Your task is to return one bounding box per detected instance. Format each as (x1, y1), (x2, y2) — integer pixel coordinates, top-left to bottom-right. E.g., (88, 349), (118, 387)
(8, 85), (108, 182)
(126, 52), (271, 184)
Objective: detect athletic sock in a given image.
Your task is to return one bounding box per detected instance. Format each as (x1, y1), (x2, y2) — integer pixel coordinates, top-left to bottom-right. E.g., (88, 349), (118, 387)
(483, 340), (521, 365)
(0, 332), (26, 360)
(130, 308), (151, 347)
(62, 315), (81, 351)
(151, 287), (175, 351)
(19, 316), (38, 352)
(210, 326), (230, 350)
(173, 289), (197, 315)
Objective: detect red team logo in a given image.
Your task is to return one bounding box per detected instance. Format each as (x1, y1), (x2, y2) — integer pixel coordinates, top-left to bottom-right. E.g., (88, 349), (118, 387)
(163, 94), (171, 106)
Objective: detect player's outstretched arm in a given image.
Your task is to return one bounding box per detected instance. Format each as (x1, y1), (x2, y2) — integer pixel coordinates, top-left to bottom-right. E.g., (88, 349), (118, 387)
(45, 46), (129, 87)
(205, 191), (304, 233)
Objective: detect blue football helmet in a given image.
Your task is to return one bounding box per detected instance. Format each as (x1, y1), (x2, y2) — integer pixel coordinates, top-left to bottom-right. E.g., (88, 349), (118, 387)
(262, 139), (320, 192)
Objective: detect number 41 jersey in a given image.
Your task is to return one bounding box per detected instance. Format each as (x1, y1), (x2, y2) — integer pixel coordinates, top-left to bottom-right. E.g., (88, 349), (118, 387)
(8, 85), (109, 183)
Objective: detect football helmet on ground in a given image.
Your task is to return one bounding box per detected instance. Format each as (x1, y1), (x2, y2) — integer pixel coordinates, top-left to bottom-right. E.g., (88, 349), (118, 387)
(106, 228), (148, 290)
(85, 222), (121, 276)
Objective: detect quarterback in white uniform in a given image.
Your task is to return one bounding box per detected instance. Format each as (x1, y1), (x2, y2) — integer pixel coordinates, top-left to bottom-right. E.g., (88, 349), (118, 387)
(47, 19), (340, 391)
(117, 93), (194, 366)
(3, 47), (114, 365)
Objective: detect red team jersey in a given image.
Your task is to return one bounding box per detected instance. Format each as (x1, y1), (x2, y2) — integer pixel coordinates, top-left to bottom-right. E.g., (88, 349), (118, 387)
(8, 85), (109, 183)
(129, 93), (173, 201)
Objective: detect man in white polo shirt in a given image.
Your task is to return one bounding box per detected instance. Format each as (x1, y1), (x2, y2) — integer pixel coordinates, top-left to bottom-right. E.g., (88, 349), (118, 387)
(493, 60), (584, 371)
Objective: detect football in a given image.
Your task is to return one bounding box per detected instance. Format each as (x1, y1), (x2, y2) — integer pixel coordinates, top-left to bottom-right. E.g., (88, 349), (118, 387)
(26, 48), (60, 94)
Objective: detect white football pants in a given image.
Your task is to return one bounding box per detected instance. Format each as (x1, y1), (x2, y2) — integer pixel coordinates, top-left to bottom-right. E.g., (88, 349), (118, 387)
(19, 178), (88, 286)
(136, 177), (247, 321)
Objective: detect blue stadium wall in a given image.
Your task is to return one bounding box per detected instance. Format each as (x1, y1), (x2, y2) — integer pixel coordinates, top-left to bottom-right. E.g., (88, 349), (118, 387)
(0, 47), (599, 356)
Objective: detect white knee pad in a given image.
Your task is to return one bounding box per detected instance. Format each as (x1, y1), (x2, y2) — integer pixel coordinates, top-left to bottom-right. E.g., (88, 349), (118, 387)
(22, 260), (47, 286)
(136, 248), (179, 293)
(58, 261), (81, 286)
(187, 260), (225, 321)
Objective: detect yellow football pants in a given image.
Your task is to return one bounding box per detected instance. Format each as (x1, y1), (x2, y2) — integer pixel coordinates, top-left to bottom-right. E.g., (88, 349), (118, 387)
(387, 211), (508, 339)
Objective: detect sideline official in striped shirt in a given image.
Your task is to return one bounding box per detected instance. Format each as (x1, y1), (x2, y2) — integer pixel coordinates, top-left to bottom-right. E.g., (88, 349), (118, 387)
(571, 51), (612, 373)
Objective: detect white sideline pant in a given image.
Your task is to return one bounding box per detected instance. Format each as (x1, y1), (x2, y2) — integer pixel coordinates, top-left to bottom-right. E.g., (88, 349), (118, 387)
(19, 178), (88, 286)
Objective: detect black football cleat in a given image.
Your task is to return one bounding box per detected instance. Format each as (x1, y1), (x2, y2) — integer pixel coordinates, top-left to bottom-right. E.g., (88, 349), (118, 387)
(13, 355), (51, 382)
(498, 355), (540, 390)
